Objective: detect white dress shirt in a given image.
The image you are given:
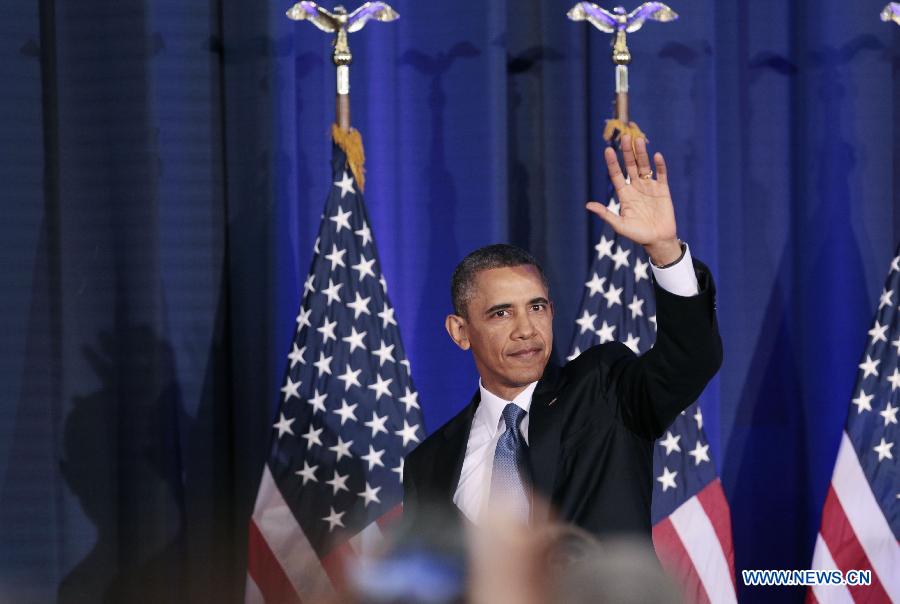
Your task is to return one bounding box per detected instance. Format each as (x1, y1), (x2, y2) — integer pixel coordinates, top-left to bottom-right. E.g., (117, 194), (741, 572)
(451, 243), (700, 523)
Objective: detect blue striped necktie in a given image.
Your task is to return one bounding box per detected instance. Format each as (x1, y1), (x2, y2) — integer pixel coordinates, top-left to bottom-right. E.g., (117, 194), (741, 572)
(490, 403), (531, 521)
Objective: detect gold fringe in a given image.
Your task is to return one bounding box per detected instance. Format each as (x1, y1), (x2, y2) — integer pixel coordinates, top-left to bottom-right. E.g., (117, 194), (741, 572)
(602, 119), (648, 147)
(331, 124), (366, 192)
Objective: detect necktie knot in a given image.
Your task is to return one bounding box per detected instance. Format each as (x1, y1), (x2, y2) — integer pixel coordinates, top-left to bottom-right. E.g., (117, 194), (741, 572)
(501, 403), (527, 436)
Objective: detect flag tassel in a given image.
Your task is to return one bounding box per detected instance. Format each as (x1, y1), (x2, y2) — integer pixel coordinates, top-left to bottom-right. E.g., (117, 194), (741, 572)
(603, 119), (648, 145)
(331, 123), (366, 192)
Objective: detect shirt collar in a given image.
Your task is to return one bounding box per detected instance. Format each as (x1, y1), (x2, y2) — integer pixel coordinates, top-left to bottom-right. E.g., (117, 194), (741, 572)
(477, 379), (538, 438)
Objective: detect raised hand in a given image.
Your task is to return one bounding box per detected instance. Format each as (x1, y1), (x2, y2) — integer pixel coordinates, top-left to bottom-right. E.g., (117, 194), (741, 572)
(586, 134), (682, 266)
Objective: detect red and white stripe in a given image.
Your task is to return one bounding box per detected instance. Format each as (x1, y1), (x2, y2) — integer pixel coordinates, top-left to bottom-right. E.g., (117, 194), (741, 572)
(246, 466), (335, 604)
(653, 479), (738, 604)
(808, 432), (900, 604)
(246, 466), (402, 604)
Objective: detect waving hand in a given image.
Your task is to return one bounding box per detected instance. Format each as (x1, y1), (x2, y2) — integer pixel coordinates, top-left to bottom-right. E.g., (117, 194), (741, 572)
(586, 135), (682, 266)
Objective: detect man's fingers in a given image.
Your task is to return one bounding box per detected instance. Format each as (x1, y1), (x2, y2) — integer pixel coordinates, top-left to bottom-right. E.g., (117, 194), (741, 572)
(654, 152), (668, 186)
(586, 201), (625, 233)
(620, 134), (640, 182)
(603, 146), (627, 191)
(635, 137), (652, 176)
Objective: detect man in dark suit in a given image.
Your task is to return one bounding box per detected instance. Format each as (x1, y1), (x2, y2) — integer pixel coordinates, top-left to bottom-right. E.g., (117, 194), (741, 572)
(403, 135), (722, 541)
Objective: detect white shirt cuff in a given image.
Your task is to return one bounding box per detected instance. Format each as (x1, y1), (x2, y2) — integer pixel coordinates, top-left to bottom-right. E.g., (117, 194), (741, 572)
(650, 242), (699, 296)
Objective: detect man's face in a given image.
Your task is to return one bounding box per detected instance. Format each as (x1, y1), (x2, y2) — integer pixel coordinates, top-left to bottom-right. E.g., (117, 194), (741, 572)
(446, 265), (554, 399)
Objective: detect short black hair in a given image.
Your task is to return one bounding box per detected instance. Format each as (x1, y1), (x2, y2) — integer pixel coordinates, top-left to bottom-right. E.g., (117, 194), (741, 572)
(450, 243), (549, 317)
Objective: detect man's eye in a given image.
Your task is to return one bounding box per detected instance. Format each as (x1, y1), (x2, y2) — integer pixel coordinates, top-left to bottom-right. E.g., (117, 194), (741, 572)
(494, 309), (509, 318)
(531, 304), (545, 312)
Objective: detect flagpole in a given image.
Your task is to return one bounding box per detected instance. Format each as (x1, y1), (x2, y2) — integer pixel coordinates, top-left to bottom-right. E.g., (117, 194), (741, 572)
(612, 30), (630, 127)
(334, 27), (352, 132)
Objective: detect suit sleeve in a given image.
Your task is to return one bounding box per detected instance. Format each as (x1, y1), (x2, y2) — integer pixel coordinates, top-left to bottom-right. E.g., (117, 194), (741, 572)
(607, 258), (723, 439)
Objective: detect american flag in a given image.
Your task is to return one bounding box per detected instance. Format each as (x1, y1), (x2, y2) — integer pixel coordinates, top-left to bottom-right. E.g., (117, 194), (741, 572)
(246, 135), (425, 603)
(807, 246), (900, 603)
(569, 162), (736, 604)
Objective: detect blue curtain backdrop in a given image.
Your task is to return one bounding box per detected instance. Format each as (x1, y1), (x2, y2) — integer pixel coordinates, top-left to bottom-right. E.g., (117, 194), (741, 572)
(1, 0), (898, 602)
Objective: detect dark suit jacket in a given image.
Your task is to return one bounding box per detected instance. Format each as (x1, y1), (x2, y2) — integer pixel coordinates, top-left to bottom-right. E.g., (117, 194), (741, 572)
(403, 260), (723, 540)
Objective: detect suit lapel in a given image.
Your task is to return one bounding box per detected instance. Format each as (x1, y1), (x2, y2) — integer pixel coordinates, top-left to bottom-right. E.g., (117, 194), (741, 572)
(431, 392), (480, 505)
(528, 362), (564, 522)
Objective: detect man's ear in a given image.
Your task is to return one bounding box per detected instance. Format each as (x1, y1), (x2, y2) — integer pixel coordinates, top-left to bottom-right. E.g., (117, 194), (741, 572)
(445, 314), (470, 350)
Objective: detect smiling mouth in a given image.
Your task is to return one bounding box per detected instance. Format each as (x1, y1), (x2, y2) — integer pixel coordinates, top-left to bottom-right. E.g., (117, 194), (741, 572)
(509, 347), (542, 359)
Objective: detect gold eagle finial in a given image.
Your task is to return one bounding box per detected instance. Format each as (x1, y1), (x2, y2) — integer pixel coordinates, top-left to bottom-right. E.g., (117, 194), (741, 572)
(881, 2), (900, 25)
(286, 2), (398, 34)
(567, 2), (678, 34)
(567, 2), (678, 66)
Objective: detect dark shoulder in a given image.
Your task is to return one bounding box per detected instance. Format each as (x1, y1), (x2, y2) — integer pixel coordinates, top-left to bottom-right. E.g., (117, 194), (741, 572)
(562, 341), (635, 378)
(406, 399), (476, 467)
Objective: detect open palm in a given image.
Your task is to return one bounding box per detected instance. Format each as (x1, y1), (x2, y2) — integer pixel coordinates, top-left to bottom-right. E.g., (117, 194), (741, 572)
(586, 135), (678, 256)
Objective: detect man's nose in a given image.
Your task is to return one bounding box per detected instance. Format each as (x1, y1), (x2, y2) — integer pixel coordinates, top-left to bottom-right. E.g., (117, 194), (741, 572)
(511, 312), (536, 338)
